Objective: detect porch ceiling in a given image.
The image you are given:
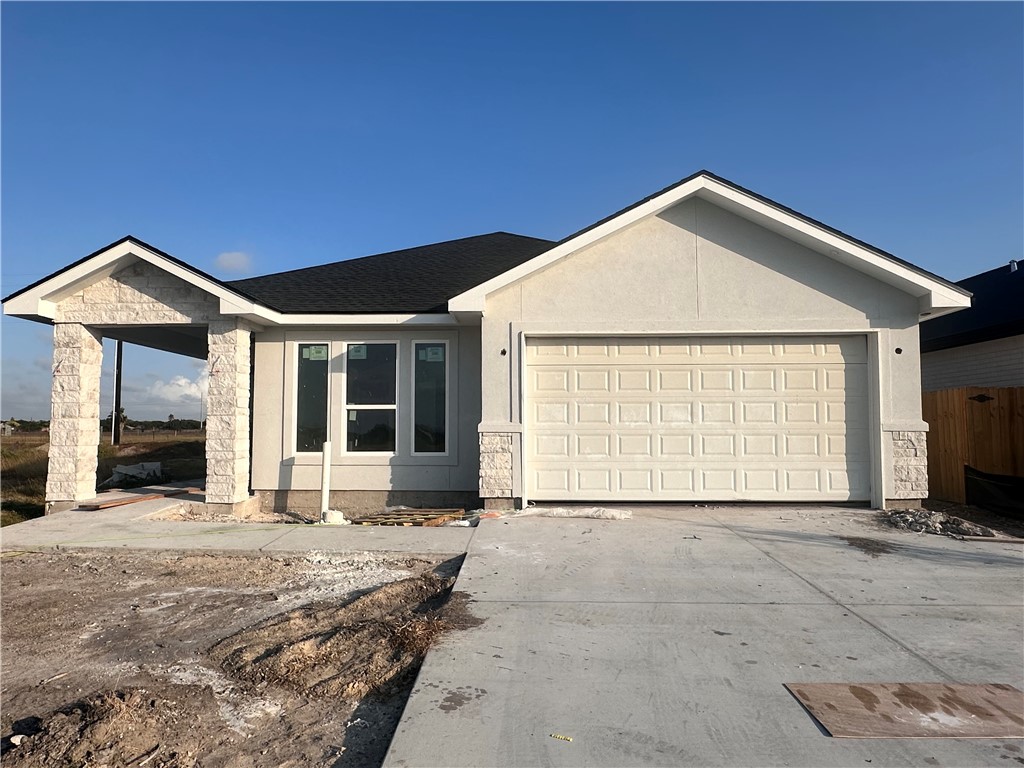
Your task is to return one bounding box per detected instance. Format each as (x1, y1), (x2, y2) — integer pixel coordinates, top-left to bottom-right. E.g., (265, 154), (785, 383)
(97, 324), (208, 359)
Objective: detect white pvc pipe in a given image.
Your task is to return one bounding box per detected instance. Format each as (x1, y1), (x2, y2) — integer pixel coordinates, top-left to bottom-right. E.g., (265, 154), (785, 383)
(320, 441), (331, 521)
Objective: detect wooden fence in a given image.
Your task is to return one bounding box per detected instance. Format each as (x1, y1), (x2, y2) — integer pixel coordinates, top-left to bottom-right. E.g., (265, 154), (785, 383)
(921, 386), (1024, 503)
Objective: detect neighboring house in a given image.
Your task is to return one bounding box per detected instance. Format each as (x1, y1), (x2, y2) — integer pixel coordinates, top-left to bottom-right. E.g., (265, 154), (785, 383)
(1, 421), (16, 437)
(2, 171), (971, 514)
(920, 262), (1024, 391)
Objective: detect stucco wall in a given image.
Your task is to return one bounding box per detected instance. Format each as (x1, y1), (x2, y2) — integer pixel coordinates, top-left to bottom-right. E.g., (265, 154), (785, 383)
(481, 197), (927, 504)
(250, 325), (482, 497)
(921, 335), (1024, 391)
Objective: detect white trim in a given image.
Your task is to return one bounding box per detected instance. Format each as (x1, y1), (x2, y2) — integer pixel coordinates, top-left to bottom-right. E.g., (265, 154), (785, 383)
(410, 340), (450, 457)
(448, 174), (971, 316)
(341, 341), (399, 456)
(290, 340), (332, 458)
(2, 238), (463, 327)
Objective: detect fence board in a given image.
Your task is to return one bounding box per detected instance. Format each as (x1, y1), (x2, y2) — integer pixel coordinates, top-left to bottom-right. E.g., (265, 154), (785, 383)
(922, 386), (1024, 503)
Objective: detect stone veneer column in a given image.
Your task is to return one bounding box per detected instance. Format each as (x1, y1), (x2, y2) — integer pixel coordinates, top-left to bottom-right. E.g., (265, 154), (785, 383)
(205, 319), (252, 506)
(479, 432), (514, 509)
(46, 323), (104, 510)
(890, 430), (928, 502)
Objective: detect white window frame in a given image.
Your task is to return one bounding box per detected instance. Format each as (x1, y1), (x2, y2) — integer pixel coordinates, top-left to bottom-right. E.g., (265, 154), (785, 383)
(342, 340), (399, 456)
(292, 340), (332, 456)
(410, 339), (450, 457)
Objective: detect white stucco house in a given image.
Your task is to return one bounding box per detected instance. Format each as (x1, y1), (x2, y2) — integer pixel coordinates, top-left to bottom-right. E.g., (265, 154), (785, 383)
(3, 171), (971, 515)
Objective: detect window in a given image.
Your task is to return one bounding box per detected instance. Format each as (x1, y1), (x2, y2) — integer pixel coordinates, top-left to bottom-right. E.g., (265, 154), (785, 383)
(345, 343), (397, 452)
(296, 343), (329, 452)
(413, 342), (447, 453)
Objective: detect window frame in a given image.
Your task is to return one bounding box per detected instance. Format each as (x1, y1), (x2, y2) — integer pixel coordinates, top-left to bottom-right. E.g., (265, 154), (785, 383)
(341, 340), (399, 456)
(410, 339), (450, 457)
(291, 339), (332, 456)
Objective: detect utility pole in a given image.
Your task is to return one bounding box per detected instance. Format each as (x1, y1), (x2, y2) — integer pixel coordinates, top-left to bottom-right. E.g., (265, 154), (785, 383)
(112, 340), (123, 446)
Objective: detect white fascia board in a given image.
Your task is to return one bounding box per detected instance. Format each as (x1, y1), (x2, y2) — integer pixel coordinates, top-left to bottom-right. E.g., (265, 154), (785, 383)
(4, 240), (257, 320)
(697, 181), (971, 308)
(448, 177), (708, 312)
(263, 312), (460, 326)
(448, 173), (970, 314)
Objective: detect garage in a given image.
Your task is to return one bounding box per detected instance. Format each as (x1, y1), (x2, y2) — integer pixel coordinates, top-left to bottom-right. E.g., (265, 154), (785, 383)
(525, 335), (870, 502)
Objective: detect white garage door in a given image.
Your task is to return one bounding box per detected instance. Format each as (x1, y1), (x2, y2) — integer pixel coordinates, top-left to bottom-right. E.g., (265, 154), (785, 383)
(525, 336), (870, 501)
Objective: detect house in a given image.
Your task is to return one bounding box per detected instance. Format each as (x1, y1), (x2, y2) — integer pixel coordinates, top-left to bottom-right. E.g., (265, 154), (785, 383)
(920, 261), (1023, 391)
(2, 171), (971, 515)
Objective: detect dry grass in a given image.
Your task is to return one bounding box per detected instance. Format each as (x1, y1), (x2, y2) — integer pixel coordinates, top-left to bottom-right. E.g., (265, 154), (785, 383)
(0, 437), (206, 527)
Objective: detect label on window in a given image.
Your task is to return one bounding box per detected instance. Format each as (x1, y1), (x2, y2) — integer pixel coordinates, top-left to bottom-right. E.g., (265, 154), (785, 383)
(348, 345), (367, 360)
(308, 345), (328, 361)
(427, 346), (444, 362)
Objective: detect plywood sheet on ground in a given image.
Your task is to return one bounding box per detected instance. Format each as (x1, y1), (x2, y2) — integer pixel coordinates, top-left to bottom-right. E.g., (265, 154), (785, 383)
(785, 683), (1024, 738)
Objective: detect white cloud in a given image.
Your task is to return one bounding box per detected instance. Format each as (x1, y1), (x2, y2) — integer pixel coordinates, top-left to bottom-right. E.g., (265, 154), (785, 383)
(214, 251), (253, 274)
(147, 368), (209, 405)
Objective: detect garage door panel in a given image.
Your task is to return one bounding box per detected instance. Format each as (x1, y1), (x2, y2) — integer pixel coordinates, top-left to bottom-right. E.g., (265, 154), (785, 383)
(743, 434), (778, 457)
(576, 369), (611, 392)
(702, 469), (738, 492)
(534, 434), (569, 459)
(577, 468), (611, 492)
(527, 336), (870, 501)
(618, 469), (653, 492)
(577, 402), (611, 425)
(617, 370), (653, 392)
(618, 434), (653, 457)
(743, 469), (779, 493)
(576, 434), (611, 458)
(660, 434), (695, 457)
(699, 369), (736, 392)
(741, 402), (777, 424)
(700, 402), (737, 425)
(784, 469), (822, 493)
(534, 402), (569, 425)
(783, 402), (820, 425)
(740, 369), (777, 392)
(700, 434), (736, 457)
(657, 369), (694, 392)
(659, 402), (695, 424)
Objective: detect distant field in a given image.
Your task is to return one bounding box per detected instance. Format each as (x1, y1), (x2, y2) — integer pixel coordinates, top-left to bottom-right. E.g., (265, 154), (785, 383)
(1, 436), (206, 527)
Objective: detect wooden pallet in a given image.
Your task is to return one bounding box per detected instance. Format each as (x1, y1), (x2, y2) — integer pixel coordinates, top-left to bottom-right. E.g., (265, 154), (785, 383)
(351, 508), (466, 527)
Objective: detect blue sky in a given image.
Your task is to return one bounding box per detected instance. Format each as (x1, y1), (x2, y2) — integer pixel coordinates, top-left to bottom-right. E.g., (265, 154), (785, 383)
(2, 2), (1022, 420)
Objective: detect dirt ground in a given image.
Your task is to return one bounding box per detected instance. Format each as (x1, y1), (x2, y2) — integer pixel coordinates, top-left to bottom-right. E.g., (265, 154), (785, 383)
(0, 549), (472, 767)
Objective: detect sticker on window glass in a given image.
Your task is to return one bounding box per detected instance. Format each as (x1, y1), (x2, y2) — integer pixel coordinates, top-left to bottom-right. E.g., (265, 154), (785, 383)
(348, 345), (367, 360)
(426, 346), (444, 362)
(302, 348), (311, 359)
(308, 345), (328, 361)
(349, 411), (357, 421)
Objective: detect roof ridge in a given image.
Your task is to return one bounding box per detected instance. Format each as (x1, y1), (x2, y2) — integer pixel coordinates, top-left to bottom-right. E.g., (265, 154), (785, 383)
(228, 231), (553, 285)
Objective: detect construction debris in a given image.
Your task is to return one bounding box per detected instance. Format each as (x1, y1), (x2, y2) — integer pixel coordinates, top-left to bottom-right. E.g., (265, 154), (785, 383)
(98, 462), (163, 489)
(512, 506), (632, 520)
(884, 508), (996, 538)
(350, 509), (467, 527)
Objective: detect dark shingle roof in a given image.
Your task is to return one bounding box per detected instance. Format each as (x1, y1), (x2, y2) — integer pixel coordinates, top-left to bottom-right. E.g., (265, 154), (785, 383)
(920, 262), (1023, 352)
(226, 232), (555, 314)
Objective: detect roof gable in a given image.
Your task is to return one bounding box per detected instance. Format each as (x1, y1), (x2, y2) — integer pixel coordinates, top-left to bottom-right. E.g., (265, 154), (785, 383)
(2, 236), (267, 323)
(448, 171), (971, 318)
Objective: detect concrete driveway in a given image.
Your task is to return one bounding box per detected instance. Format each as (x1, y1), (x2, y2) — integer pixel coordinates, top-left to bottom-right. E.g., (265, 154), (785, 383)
(385, 506), (1024, 767)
